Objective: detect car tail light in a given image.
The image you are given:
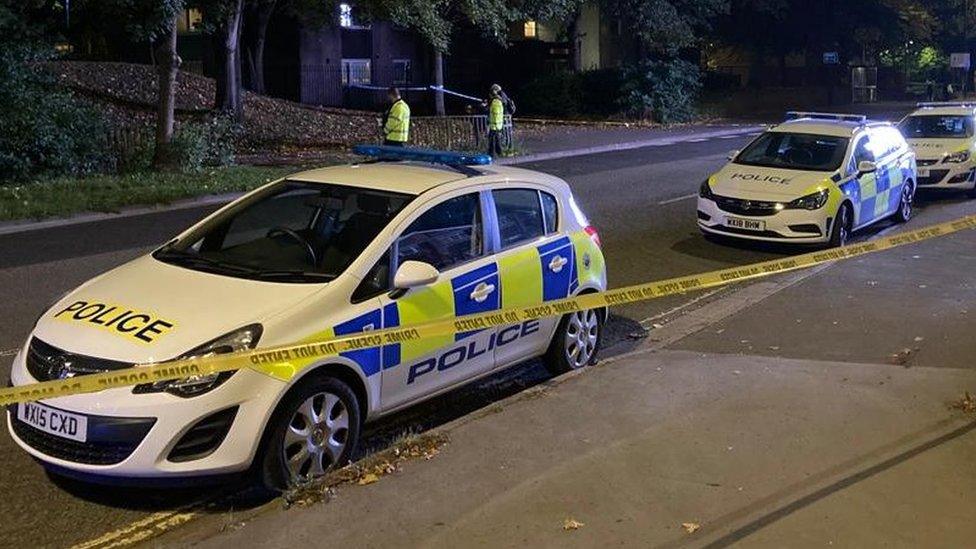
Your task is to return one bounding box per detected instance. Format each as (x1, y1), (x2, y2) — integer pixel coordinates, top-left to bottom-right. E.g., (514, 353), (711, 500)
(584, 225), (602, 248)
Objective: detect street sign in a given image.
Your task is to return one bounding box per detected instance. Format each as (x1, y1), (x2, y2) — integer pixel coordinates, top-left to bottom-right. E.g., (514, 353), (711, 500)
(823, 51), (839, 65)
(950, 53), (971, 69)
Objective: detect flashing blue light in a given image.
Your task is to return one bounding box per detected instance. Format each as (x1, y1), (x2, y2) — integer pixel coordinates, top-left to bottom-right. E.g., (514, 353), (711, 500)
(785, 111), (867, 123)
(352, 145), (492, 166)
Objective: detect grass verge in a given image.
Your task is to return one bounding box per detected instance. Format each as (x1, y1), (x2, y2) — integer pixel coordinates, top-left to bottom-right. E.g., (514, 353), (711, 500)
(0, 165), (300, 222)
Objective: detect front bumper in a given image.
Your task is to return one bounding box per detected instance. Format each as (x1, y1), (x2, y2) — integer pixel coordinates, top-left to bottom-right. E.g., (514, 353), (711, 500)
(697, 197), (831, 244)
(916, 161), (976, 189)
(6, 344), (286, 479)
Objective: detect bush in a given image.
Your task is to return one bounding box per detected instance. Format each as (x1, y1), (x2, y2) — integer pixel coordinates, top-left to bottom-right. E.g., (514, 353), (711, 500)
(517, 71), (582, 118)
(579, 68), (626, 116)
(168, 116), (239, 173)
(619, 59), (702, 123)
(0, 46), (109, 182)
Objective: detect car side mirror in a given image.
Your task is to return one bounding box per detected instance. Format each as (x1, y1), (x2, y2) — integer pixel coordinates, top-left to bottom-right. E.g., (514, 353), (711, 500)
(393, 260), (439, 290)
(727, 149), (740, 161)
(857, 160), (878, 174)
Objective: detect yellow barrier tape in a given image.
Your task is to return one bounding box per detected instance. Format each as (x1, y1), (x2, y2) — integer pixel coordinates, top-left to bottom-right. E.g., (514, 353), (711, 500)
(2, 214), (975, 407)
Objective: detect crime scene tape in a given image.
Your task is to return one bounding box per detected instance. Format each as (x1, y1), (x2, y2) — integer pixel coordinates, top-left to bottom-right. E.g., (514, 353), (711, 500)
(2, 214), (975, 407)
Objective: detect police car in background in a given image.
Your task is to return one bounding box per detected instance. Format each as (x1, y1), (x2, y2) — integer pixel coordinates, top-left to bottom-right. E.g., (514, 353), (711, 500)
(898, 102), (976, 197)
(698, 112), (917, 247)
(6, 147), (607, 490)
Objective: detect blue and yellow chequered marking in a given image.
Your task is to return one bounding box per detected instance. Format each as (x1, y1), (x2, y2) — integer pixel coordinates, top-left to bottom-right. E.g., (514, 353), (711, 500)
(292, 231), (603, 380)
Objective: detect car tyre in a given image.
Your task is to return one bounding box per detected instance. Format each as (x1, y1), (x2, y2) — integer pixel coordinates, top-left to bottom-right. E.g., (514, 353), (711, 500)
(893, 180), (915, 223)
(829, 203), (853, 248)
(543, 308), (603, 376)
(258, 376), (361, 493)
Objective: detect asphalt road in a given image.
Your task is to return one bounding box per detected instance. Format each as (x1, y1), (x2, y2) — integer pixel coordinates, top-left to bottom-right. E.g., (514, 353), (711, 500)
(0, 128), (966, 548)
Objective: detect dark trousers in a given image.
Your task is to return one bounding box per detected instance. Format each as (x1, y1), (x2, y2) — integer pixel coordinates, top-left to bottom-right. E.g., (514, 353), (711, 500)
(383, 139), (405, 147)
(487, 130), (502, 156)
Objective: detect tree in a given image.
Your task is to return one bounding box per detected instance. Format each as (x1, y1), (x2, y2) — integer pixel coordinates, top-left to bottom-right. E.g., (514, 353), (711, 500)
(600, 0), (729, 55)
(105, 0), (185, 169)
(195, 0), (245, 121)
(244, 0), (276, 94)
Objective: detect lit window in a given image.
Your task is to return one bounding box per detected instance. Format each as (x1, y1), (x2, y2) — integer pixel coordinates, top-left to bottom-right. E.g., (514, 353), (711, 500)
(524, 21), (537, 39)
(339, 3), (353, 28)
(341, 59), (371, 86)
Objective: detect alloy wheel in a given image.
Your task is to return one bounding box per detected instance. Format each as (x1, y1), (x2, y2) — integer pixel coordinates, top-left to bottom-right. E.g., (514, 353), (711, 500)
(564, 309), (599, 368)
(282, 392), (349, 484)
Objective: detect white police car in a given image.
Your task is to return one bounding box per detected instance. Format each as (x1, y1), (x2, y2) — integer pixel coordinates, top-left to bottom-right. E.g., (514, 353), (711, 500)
(698, 112), (917, 246)
(7, 147), (607, 490)
(898, 102), (976, 197)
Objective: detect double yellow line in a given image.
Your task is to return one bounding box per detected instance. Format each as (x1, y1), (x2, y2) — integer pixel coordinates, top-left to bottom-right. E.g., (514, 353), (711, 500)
(3, 214), (975, 407)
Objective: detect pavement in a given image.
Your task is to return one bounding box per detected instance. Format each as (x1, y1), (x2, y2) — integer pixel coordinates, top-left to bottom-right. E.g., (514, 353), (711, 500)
(0, 120), (974, 548)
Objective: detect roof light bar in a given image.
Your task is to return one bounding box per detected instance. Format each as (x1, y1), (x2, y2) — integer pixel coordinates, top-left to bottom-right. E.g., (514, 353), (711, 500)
(352, 145), (492, 166)
(916, 101), (976, 109)
(785, 111), (868, 123)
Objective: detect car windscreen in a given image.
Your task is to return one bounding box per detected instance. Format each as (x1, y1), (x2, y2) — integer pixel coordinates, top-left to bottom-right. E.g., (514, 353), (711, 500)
(734, 132), (849, 172)
(154, 180), (413, 283)
(898, 115), (975, 139)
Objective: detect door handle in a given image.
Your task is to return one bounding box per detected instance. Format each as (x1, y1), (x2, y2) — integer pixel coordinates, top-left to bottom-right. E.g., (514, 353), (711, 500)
(470, 282), (495, 303)
(549, 255), (568, 273)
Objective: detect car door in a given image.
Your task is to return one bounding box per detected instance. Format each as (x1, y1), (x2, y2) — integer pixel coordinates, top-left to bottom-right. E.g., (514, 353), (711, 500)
(490, 187), (573, 368)
(376, 190), (501, 411)
(850, 134), (879, 228)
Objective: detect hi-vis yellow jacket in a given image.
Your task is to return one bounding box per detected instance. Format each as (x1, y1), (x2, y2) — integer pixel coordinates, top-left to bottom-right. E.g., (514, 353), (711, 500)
(385, 99), (410, 142)
(489, 97), (504, 131)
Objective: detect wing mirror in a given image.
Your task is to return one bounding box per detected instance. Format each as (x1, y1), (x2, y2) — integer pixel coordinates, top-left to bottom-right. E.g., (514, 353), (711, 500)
(393, 260), (440, 291)
(857, 160), (878, 174)
(727, 149), (740, 161)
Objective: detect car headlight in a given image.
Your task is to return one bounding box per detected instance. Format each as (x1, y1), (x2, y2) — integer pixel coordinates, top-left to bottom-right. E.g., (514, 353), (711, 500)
(944, 150), (970, 163)
(699, 179), (715, 199)
(133, 324), (263, 398)
(785, 189), (830, 210)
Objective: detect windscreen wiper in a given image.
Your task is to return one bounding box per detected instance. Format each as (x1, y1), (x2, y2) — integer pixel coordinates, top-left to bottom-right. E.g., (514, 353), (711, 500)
(250, 270), (335, 282)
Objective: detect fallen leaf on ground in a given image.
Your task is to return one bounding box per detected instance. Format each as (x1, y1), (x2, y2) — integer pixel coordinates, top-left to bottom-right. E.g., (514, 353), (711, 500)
(950, 391), (975, 414)
(887, 348), (914, 366)
(682, 522), (701, 534)
(357, 473), (380, 486)
(563, 518), (585, 531)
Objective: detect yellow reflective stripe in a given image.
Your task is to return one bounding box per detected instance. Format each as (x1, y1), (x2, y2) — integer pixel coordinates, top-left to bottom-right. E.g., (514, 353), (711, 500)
(570, 231), (603, 287)
(499, 247), (543, 308)
(396, 281), (452, 361)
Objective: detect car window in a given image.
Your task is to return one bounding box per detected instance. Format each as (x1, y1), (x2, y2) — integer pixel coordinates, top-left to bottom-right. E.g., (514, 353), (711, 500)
(853, 136), (875, 164)
(541, 192), (558, 234)
(735, 132), (849, 171)
(494, 189), (546, 247)
(154, 181), (411, 283)
(899, 115), (975, 138)
(352, 250), (391, 302)
(396, 193), (483, 271)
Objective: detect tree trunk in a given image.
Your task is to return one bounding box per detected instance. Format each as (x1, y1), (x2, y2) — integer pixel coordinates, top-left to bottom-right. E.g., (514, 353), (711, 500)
(152, 13), (181, 170)
(569, 12), (582, 72)
(433, 48), (445, 116)
(218, 0), (245, 121)
(250, 0), (274, 95)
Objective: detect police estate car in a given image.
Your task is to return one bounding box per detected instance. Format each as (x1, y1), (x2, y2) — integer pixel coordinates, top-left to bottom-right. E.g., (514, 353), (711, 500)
(898, 102), (976, 197)
(6, 147), (607, 490)
(698, 112), (917, 246)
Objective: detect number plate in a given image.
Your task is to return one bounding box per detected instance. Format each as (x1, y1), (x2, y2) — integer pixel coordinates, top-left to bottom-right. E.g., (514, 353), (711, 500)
(918, 168), (930, 178)
(725, 217), (766, 231)
(17, 402), (88, 442)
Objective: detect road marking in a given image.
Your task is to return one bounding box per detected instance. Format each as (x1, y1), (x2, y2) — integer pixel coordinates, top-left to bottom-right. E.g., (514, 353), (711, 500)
(658, 193), (698, 205)
(687, 138), (709, 143)
(1, 348), (19, 357)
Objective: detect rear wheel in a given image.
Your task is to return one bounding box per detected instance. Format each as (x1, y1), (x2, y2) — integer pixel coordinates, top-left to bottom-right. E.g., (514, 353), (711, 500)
(543, 308), (603, 376)
(259, 376), (361, 492)
(829, 203), (853, 248)
(893, 181), (915, 223)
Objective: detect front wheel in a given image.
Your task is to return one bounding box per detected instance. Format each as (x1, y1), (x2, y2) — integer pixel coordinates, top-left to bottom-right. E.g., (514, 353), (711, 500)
(893, 181), (915, 223)
(543, 308), (603, 376)
(258, 376), (361, 492)
(829, 203), (852, 248)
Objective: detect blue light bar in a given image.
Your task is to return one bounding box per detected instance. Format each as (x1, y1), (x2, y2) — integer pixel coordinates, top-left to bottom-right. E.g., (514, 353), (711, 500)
(785, 111), (867, 123)
(352, 145), (492, 166)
